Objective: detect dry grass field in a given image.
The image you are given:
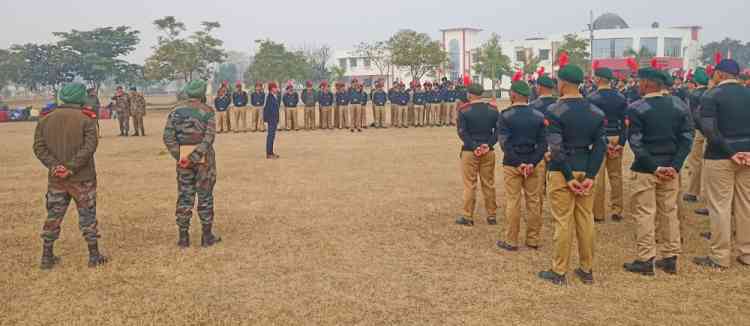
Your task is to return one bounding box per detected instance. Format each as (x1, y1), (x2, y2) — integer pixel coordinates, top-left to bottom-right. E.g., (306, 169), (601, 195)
(1, 108), (749, 326)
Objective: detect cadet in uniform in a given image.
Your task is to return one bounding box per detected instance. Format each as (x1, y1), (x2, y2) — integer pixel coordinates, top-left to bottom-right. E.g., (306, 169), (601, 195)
(623, 68), (694, 276)
(214, 86), (232, 133)
(232, 82), (248, 133)
(250, 83), (266, 132)
(396, 83), (409, 128)
(412, 83), (426, 127)
(587, 68), (628, 223)
(683, 68), (710, 204)
(349, 81), (364, 132)
(34, 82), (108, 269)
(371, 80), (388, 128)
(694, 59), (750, 269)
(163, 80), (222, 248)
(283, 83), (300, 131)
(335, 82), (350, 129)
(456, 83), (499, 226)
(432, 82), (444, 126)
(301, 81), (317, 130)
(538, 64), (606, 285)
(388, 83), (398, 127)
(529, 75), (558, 216)
(318, 81), (334, 129)
(112, 86), (130, 136)
(496, 80), (547, 251)
(447, 82), (458, 126)
(423, 82), (433, 126)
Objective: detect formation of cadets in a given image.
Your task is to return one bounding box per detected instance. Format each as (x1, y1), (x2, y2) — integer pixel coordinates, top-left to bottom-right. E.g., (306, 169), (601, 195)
(211, 78), (467, 133)
(30, 57), (750, 289)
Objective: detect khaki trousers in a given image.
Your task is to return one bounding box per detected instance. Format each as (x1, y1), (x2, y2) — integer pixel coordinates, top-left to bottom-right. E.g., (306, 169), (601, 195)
(399, 104), (408, 127)
(284, 107), (299, 130)
(631, 172), (681, 261)
(217, 110), (230, 132)
(685, 131), (706, 197)
(247, 106), (259, 132)
(132, 113), (145, 135)
(431, 103), (440, 125)
(424, 104), (431, 125)
(360, 103), (367, 127)
(448, 101), (458, 125)
(414, 105), (425, 127)
(350, 104), (362, 130)
(538, 159), (548, 217)
(318, 106), (324, 129)
(304, 106), (316, 130)
(374, 106), (386, 127)
(593, 136), (624, 219)
(334, 104), (341, 128)
(255, 105), (266, 132)
(705, 159), (750, 266)
(230, 107), (243, 132)
(407, 104), (415, 126)
(338, 104), (350, 129)
(461, 150), (498, 218)
(320, 106), (333, 129)
(548, 171), (595, 274)
(390, 104), (399, 127)
(439, 103), (448, 125)
(503, 164), (544, 247)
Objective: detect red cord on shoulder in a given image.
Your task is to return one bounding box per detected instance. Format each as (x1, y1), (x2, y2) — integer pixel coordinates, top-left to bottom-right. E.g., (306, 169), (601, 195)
(81, 107), (97, 119)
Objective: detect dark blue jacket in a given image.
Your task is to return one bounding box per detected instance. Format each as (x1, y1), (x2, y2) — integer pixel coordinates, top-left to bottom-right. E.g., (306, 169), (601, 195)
(263, 93), (280, 124)
(395, 91), (409, 105)
(232, 91), (248, 107)
(283, 92), (299, 107)
(413, 91), (426, 105)
(546, 97), (607, 181)
(251, 91), (266, 106)
(387, 89), (397, 103)
(349, 90), (365, 104)
(440, 88), (452, 102)
(457, 101), (499, 151)
(318, 91), (334, 106)
(430, 90), (442, 103)
(301, 89), (317, 106)
(529, 96), (557, 116)
(700, 81), (750, 160)
(335, 91), (350, 105)
(214, 94), (231, 112)
(372, 90), (388, 106)
(497, 104), (547, 166)
(587, 88), (629, 145)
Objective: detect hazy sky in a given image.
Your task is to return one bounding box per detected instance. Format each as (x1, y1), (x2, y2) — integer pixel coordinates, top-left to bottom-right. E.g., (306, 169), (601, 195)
(1, 0), (747, 63)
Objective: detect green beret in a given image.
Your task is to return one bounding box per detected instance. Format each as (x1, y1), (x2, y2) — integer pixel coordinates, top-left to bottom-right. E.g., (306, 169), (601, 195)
(59, 83), (87, 105)
(558, 65), (584, 84)
(693, 68), (709, 86)
(467, 83), (483, 96)
(537, 75), (557, 89)
(740, 74), (749, 81)
(511, 81), (531, 97)
(638, 68), (666, 85)
(662, 71), (674, 87)
(594, 68), (614, 80)
(183, 80), (207, 99)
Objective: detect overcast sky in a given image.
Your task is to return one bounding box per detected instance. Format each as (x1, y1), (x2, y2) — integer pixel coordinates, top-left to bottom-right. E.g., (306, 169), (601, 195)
(1, 0), (747, 63)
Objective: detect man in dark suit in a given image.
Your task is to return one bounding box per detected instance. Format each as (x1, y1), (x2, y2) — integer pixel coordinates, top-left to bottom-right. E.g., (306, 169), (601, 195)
(264, 82), (281, 159)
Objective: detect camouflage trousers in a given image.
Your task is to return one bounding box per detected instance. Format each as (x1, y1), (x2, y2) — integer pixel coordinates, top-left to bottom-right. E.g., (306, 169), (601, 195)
(42, 179), (99, 244)
(175, 164), (217, 230)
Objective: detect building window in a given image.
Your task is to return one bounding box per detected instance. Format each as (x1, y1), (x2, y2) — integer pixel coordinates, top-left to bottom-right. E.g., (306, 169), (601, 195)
(349, 58), (358, 68)
(363, 58), (371, 68)
(613, 38), (633, 58)
(639, 37), (658, 57)
(665, 38), (682, 57)
(592, 39), (611, 59)
(538, 49), (550, 61)
(339, 58), (347, 69)
(516, 50), (525, 62)
(593, 38), (634, 59)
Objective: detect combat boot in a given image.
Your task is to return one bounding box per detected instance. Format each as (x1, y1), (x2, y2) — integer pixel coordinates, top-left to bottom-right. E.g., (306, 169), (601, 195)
(623, 257), (655, 276)
(201, 224), (222, 248)
(40, 241), (60, 270)
(87, 242), (109, 268)
(178, 229), (190, 248)
(655, 256), (678, 274)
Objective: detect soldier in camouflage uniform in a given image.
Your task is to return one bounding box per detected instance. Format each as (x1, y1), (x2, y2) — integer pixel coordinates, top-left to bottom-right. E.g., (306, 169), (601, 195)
(33, 82), (109, 270)
(129, 87), (147, 136)
(163, 80), (222, 248)
(112, 86), (131, 136)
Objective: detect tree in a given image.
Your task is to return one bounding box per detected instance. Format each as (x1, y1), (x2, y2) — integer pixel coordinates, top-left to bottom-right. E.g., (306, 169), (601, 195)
(10, 43), (76, 94)
(145, 17), (226, 83)
(473, 34), (511, 92)
(701, 38), (750, 69)
(558, 34), (590, 73)
(330, 65), (347, 82)
(388, 30), (447, 81)
(0, 49), (18, 92)
(245, 40), (312, 84)
(355, 41), (392, 86)
(301, 45), (332, 82)
(54, 26), (140, 89)
(212, 63), (239, 89)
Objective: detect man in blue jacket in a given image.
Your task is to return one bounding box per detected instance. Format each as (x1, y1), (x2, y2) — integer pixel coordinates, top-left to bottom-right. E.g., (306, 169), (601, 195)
(251, 82), (266, 132)
(264, 82), (281, 159)
(231, 82), (248, 133)
(371, 80), (388, 128)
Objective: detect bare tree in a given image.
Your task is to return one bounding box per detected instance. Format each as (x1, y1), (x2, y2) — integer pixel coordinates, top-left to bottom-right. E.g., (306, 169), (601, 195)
(355, 41), (392, 88)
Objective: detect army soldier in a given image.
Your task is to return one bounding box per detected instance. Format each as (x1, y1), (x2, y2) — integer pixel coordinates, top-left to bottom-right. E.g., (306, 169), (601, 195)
(318, 81), (334, 129)
(301, 81), (317, 130)
(265, 82), (281, 159)
(530, 75), (558, 215)
(623, 68), (694, 276)
(214, 86), (232, 133)
(335, 82), (350, 129)
(163, 80), (221, 248)
(496, 81), (547, 251)
(683, 68), (710, 204)
(588, 68), (628, 223)
(283, 83), (300, 131)
(538, 64), (606, 285)
(231, 82), (248, 133)
(371, 80), (388, 128)
(84, 88), (101, 138)
(250, 83), (266, 132)
(456, 83), (499, 226)
(112, 86), (130, 136)
(33, 82), (108, 269)
(412, 83), (426, 127)
(693, 59), (750, 269)
(129, 87), (147, 136)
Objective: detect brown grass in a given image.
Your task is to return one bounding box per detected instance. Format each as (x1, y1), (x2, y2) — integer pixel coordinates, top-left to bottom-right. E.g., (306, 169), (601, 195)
(1, 109), (748, 326)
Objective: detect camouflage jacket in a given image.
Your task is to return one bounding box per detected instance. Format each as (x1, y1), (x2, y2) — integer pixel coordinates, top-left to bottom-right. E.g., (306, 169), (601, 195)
(163, 100), (216, 167)
(129, 92), (147, 115)
(112, 93), (130, 113)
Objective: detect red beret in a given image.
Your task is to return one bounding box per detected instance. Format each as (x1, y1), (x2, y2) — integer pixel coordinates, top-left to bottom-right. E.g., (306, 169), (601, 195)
(235, 80), (242, 86)
(306, 80), (313, 86)
(268, 82), (278, 90)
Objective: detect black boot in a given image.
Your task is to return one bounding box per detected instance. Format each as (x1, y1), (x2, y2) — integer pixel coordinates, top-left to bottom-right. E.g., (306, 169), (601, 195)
(40, 241), (60, 270)
(655, 256), (678, 274)
(87, 242), (109, 268)
(624, 257), (655, 276)
(178, 229), (190, 248)
(201, 224), (222, 248)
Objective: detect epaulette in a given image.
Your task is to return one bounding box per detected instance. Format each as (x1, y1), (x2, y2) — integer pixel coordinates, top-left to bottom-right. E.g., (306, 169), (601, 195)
(81, 107), (97, 119)
(457, 102), (472, 112)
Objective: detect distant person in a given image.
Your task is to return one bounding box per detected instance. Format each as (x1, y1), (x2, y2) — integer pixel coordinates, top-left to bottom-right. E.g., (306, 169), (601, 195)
(334, 82), (350, 129)
(84, 88), (101, 138)
(412, 82), (426, 127)
(623, 67), (693, 276)
(446, 81), (458, 126)
(301, 81), (317, 130)
(129, 87), (147, 136)
(33, 82), (108, 269)
(394, 82), (409, 128)
(495, 80), (547, 251)
(455, 83), (499, 226)
(250, 83), (266, 132)
(214, 86), (232, 133)
(537, 64), (606, 286)
(587, 67), (628, 223)
(371, 80), (388, 128)
(348, 80), (365, 132)
(693, 59), (750, 269)
(683, 68), (710, 205)
(112, 86), (130, 136)
(529, 74), (558, 216)
(282, 83), (300, 131)
(264, 82), (281, 159)
(318, 81), (334, 129)
(231, 82), (248, 133)
(163, 80), (221, 248)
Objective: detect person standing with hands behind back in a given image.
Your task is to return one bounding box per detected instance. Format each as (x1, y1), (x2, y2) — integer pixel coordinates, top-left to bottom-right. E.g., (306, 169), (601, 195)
(264, 82), (281, 159)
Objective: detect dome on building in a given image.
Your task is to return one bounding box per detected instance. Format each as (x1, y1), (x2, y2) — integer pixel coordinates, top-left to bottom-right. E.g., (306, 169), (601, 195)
(592, 13), (629, 30)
